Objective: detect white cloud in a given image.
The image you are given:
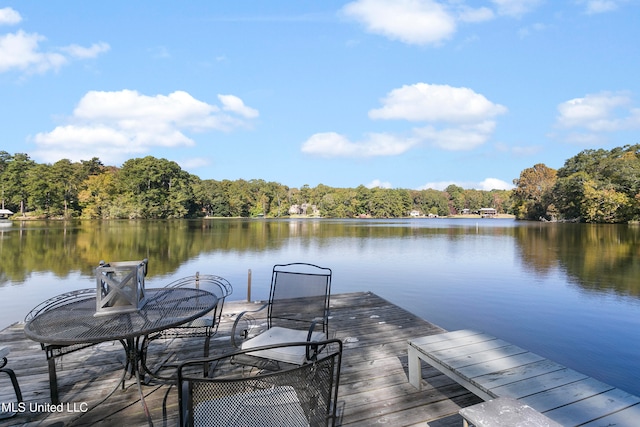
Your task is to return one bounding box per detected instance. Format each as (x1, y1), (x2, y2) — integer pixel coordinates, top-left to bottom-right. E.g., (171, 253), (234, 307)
(218, 94), (260, 119)
(0, 7), (21, 25)
(301, 131), (419, 157)
(60, 42), (110, 59)
(341, 0), (456, 46)
(369, 83), (506, 123)
(418, 178), (514, 191)
(456, 6), (495, 23)
(414, 121), (497, 151)
(369, 83), (506, 151)
(366, 179), (393, 189)
(32, 90), (259, 165)
(491, 0), (543, 17)
(577, 0), (625, 14)
(478, 177), (514, 190)
(0, 30), (67, 73)
(303, 83), (506, 157)
(0, 8), (109, 75)
(556, 91), (640, 132)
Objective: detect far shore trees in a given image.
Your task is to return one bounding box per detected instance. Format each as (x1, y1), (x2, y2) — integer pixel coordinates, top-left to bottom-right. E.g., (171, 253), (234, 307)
(512, 144), (640, 223)
(6, 144), (640, 222)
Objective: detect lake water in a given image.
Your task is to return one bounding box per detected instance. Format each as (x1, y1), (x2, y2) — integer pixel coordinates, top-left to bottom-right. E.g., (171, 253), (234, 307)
(1, 218), (639, 396)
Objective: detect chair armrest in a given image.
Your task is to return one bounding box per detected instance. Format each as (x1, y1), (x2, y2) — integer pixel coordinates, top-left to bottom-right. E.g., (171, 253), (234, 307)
(230, 303), (268, 348)
(305, 321), (329, 361)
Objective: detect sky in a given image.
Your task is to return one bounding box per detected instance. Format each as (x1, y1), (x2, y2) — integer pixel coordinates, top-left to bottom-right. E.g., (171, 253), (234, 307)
(1, 1), (639, 191)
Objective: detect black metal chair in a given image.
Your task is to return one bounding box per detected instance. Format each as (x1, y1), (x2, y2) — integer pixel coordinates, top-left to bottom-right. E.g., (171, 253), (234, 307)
(230, 263), (332, 367)
(178, 339), (342, 427)
(141, 273), (233, 378)
(23, 288), (97, 404)
(0, 346), (23, 419)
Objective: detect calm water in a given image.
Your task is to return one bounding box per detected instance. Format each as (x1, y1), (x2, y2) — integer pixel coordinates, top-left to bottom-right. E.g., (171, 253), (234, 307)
(1, 218), (639, 396)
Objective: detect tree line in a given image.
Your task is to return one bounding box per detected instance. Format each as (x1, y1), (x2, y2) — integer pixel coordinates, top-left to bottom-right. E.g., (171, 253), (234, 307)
(511, 144), (640, 223)
(0, 151), (511, 219)
(3, 144), (638, 222)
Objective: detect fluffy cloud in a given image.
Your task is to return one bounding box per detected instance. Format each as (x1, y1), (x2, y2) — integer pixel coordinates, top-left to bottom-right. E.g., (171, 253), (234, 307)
(414, 122), (497, 151)
(32, 90), (259, 164)
(60, 42), (111, 59)
(366, 179), (393, 189)
(301, 131), (419, 158)
(0, 30), (67, 73)
(373, 83), (506, 151)
(0, 7), (109, 74)
(342, 0), (547, 46)
(303, 83), (506, 157)
(578, 0), (626, 14)
(553, 91), (640, 145)
(341, 0), (456, 46)
(556, 91), (640, 132)
(0, 7), (21, 25)
(218, 94), (259, 119)
(369, 83), (506, 123)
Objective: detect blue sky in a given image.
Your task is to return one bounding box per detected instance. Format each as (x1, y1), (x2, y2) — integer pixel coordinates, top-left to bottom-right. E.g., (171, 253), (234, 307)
(1, 1), (639, 191)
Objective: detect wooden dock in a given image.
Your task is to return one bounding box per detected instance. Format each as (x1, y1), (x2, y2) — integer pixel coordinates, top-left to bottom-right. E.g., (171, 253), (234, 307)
(0, 291), (482, 426)
(408, 329), (640, 426)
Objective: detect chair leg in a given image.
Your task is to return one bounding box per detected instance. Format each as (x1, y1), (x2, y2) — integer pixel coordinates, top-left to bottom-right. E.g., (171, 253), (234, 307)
(0, 355), (23, 418)
(47, 357), (60, 405)
(203, 335), (211, 376)
(0, 367), (23, 403)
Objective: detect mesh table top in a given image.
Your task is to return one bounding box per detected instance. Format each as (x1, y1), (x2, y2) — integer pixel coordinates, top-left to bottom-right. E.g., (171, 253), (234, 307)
(24, 288), (218, 345)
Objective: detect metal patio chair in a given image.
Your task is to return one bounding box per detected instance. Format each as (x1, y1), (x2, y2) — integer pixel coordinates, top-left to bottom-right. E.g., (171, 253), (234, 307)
(230, 263), (332, 368)
(178, 339), (342, 427)
(141, 273), (232, 378)
(0, 346), (23, 419)
(23, 288), (98, 404)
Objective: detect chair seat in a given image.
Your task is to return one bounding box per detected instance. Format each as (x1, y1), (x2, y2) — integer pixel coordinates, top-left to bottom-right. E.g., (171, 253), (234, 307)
(194, 385), (309, 427)
(0, 347), (9, 359)
(241, 327), (326, 365)
(179, 317), (213, 328)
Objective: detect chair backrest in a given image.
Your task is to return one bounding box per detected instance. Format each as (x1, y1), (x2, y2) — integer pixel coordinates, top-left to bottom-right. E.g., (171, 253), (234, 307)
(178, 339), (342, 427)
(268, 263), (332, 335)
(165, 273), (233, 333)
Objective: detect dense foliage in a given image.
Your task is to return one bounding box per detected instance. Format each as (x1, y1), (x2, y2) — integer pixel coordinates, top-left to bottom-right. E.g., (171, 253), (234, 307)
(0, 151), (511, 219)
(511, 144), (640, 223)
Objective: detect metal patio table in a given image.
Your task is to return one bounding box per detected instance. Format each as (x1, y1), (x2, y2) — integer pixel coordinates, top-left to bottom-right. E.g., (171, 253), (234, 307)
(24, 287), (218, 426)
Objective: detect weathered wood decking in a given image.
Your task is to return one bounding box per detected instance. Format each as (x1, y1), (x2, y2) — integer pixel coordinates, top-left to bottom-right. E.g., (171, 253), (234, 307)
(409, 329), (640, 426)
(0, 292), (481, 427)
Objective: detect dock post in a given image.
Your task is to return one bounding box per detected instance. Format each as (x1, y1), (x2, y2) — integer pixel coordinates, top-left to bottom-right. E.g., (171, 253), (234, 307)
(247, 269), (252, 302)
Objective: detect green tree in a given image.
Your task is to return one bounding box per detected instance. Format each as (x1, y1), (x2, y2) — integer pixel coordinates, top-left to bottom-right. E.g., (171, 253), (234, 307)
(512, 163), (557, 220)
(445, 184), (465, 214)
(117, 156), (194, 218)
(582, 181), (630, 223)
(78, 168), (118, 218)
(553, 145), (640, 222)
(2, 153), (36, 215)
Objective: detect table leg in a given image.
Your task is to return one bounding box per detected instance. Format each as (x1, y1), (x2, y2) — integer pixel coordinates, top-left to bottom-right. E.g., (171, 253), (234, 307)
(127, 337), (153, 427)
(408, 344), (422, 389)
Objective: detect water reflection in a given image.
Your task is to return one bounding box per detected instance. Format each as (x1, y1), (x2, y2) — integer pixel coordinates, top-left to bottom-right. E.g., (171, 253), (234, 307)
(512, 223), (640, 297)
(2, 219), (638, 298)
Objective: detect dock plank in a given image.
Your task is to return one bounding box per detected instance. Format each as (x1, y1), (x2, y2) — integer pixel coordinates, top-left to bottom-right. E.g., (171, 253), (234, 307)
(408, 329), (640, 427)
(0, 292), (481, 427)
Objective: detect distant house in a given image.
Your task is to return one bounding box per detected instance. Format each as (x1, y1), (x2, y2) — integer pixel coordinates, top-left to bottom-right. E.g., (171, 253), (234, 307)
(410, 210), (421, 217)
(479, 208), (497, 218)
(0, 208), (13, 220)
